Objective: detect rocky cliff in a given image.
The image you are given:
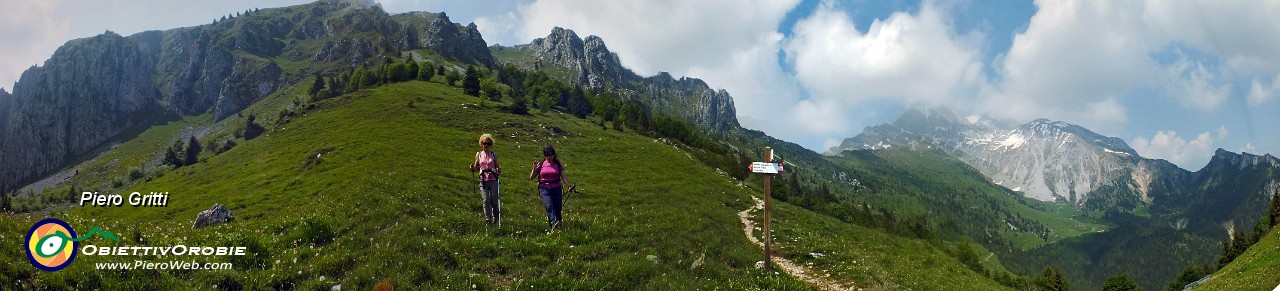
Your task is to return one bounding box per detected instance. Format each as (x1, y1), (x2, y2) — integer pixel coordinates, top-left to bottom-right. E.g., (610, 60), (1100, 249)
(495, 27), (739, 132)
(422, 13), (494, 67)
(0, 0), (495, 191)
(830, 108), (1181, 209)
(0, 32), (162, 191)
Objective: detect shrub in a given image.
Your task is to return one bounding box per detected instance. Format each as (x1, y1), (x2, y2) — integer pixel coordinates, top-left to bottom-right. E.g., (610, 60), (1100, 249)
(128, 167), (145, 181)
(243, 115), (265, 140)
(444, 70), (461, 86)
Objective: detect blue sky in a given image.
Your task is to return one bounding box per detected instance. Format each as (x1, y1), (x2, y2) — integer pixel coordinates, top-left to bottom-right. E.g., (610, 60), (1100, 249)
(2, 0), (1278, 170)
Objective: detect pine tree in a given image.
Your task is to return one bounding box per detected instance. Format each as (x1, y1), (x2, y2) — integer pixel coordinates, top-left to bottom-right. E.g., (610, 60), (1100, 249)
(1041, 265), (1070, 291)
(348, 67), (366, 91)
(243, 114), (264, 140)
(567, 85), (592, 118)
(1270, 189), (1280, 228)
(463, 66), (481, 96)
(308, 72), (324, 97)
(184, 136), (202, 166)
(163, 140), (185, 167)
(1218, 234), (1236, 268)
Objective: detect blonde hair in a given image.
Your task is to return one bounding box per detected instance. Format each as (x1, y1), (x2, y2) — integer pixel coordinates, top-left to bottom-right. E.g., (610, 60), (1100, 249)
(478, 134), (494, 147)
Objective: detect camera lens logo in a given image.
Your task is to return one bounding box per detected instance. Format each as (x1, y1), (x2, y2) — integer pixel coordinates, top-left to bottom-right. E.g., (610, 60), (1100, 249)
(25, 218), (78, 271)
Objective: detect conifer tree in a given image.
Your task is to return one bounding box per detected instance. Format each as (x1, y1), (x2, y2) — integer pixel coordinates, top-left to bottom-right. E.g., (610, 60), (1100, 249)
(463, 66), (481, 96)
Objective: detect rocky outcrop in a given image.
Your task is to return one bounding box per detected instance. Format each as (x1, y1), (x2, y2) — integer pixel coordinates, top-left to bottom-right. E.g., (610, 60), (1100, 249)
(0, 32), (161, 191)
(0, 0), (495, 191)
(513, 27), (739, 132)
(193, 203), (234, 228)
(422, 13), (494, 67)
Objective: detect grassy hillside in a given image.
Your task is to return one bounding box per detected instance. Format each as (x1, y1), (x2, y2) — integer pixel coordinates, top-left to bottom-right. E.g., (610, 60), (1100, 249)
(0, 78), (1013, 290)
(827, 147), (1106, 250)
(758, 195), (1013, 290)
(1, 80), (807, 289)
(1191, 227), (1280, 290)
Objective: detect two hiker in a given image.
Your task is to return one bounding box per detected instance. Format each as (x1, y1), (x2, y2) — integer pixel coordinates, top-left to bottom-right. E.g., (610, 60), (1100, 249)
(469, 134), (572, 230)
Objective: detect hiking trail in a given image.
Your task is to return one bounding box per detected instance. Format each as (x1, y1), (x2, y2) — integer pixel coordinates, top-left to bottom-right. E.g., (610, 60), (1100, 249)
(738, 195), (859, 291)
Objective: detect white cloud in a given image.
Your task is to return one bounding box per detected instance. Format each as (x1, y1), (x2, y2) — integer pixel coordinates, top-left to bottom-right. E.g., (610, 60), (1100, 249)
(0, 0), (70, 90)
(996, 0), (1157, 110)
(1247, 73), (1280, 105)
(473, 11), (519, 46)
(516, 0), (800, 77)
(785, 1), (985, 109)
(1143, 0), (1280, 75)
(512, 0), (817, 142)
(1241, 143), (1259, 154)
(1164, 52), (1232, 110)
(1132, 130), (1221, 169)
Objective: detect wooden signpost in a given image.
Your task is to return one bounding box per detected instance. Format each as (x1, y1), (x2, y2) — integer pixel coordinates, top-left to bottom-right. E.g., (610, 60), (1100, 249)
(750, 147), (784, 270)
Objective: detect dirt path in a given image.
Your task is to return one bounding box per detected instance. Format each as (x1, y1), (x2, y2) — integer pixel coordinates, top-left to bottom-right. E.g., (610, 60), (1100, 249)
(738, 195), (858, 291)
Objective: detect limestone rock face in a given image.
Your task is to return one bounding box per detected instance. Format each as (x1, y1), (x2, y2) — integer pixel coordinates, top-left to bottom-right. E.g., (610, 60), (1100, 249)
(0, 32), (161, 191)
(423, 13), (494, 67)
(0, 0), (498, 191)
(517, 27), (740, 132)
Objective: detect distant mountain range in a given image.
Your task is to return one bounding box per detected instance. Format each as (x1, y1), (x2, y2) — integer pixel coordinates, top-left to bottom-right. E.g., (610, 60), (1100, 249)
(828, 107), (1279, 233)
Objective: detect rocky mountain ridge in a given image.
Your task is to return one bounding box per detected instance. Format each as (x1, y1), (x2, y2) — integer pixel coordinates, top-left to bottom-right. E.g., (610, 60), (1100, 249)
(828, 107), (1275, 217)
(493, 27), (740, 133)
(0, 0), (493, 192)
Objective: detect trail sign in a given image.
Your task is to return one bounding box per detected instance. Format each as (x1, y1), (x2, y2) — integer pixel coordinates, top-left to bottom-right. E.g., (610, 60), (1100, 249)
(753, 147), (777, 270)
(750, 162), (784, 174)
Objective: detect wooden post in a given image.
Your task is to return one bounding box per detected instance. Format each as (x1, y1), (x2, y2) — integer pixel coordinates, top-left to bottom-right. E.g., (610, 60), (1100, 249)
(763, 147), (772, 270)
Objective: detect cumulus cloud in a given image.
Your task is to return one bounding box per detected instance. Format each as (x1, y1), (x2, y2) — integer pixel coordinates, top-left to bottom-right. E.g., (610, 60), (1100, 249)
(785, 1), (985, 108)
(496, 0), (1279, 152)
(0, 0), (70, 90)
(1132, 129), (1221, 169)
(1165, 54), (1232, 110)
(1247, 73), (1280, 105)
(516, 0), (800, 77)
(473, 11), (519, 46)
(985, 0), (1157, 127)
(1143, 0), (1280, 75)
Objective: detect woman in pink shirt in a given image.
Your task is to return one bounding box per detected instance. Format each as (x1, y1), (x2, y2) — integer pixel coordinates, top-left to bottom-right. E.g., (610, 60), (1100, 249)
(470, 134), (502, 227)
(530, 145), (569, 230)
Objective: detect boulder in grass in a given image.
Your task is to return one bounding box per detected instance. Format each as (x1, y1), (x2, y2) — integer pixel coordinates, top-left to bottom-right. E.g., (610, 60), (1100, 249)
(193, 203), (234, 228)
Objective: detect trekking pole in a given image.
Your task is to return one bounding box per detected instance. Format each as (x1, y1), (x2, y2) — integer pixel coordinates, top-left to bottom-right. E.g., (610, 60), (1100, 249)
(495, 174), (501, 228)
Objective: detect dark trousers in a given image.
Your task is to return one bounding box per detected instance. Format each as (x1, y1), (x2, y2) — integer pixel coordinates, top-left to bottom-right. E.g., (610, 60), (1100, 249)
(480, 180), (500, 224)
(538, 187), (563, 228)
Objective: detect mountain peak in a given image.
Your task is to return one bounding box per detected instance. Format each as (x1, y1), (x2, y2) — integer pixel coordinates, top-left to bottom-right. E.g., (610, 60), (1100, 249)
(1205, 148), (1280, 171)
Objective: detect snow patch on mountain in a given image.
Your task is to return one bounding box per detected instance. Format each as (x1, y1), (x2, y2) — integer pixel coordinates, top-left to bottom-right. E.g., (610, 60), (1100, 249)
(830, 107), (1146, 205)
